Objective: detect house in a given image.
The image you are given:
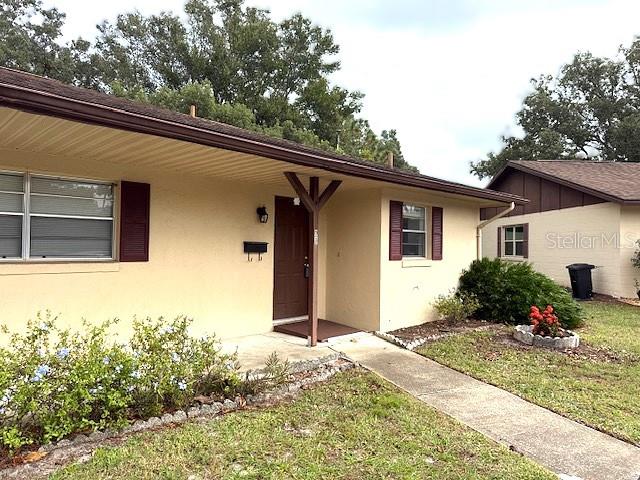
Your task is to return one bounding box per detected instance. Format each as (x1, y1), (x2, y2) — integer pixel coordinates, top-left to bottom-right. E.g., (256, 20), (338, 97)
(481, 160), (640, 298)
(0, 67), (524, 346)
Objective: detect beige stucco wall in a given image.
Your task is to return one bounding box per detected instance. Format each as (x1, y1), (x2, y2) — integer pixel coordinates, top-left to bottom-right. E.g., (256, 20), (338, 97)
(481, 202), (637, 297)
(324, 188), (382, 331)
(619, 206), (640, 297)
(0, 146), (490, 340)
(0, 149), (332, 340)
(378, 189), (480, 332)
(325, 188), (482, 333)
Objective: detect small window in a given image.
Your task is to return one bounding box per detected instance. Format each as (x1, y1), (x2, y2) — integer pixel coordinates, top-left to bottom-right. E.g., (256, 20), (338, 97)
(503, 225), (524, 257)
(402, 204), (426, 257)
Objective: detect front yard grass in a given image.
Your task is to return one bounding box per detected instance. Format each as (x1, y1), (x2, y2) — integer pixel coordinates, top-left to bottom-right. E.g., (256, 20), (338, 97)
(418, 301), (640, 445)
(51, 370), (553, 480)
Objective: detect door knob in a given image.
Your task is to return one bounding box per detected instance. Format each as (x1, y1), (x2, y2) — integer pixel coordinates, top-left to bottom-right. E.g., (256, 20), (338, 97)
(303, 261), (310, 278)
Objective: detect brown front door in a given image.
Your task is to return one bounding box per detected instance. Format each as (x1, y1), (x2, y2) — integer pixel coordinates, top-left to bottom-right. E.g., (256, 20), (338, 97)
(273, 196), (309, 320)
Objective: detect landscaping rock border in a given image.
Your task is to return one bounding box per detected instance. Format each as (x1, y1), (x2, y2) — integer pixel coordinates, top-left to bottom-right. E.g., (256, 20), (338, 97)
(374, 331), (427, 351)
(513, 325), (580, 350)
(1, 355), (354, 480)
(375, 325), (495, 351)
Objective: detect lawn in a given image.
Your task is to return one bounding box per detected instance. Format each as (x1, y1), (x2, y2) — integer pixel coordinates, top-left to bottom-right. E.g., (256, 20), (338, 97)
(51, 370), (553, 480)
(419, 301), (640, 445)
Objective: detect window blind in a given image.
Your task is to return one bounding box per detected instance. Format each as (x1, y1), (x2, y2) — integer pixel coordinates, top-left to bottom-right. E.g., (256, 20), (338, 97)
(0, 173), (24, 259)
(30, 216), (113, 258)
(29, 176), (114, 259)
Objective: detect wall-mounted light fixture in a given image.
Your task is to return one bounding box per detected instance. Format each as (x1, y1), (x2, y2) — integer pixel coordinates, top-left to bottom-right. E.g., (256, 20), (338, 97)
(256, 206), (269, 223)
(293, 197), (301, 206)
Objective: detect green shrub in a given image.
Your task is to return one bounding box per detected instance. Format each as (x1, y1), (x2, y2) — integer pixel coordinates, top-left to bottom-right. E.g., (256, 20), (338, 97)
(632, 239), (640, 269)
(458, 258), (583, 328)
(0, 315), (135, 453)
(432, 290), (480, 322)
(0, 313), (288, 455)
(127, 316), (240, 418)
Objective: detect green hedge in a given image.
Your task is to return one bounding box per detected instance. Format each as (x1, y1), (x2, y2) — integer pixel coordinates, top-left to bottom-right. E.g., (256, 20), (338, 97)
(458, 258), (583, 328)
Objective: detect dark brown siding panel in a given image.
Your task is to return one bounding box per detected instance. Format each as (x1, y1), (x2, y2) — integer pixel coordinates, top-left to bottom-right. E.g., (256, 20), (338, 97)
(389, 200), (403, 261)
(431, 207), (443, 261)
(524, 175), (541, 214)
(560, 185), (582, 209)
(480, 207), (497, 221)
(119, 181), (150, 262)
(501, 171), (525, 216)
(499, 171), (525, 196)
(541, 179), (561, 211)
(491, 168), (608, 214)
(583, 193), (605, 206)
(522, 223), (529, 258)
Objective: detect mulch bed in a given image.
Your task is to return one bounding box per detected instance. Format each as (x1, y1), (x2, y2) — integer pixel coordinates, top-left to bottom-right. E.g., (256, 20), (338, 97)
(388, 318), (495, 343)
(619, 298), (640, 307)
(392, 318), (637, 365)
(592, 293), (640, 307)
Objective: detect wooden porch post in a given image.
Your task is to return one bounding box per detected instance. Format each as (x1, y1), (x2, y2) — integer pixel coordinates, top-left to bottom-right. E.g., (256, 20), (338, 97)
(284, 172), (341, 346)
(308, 177), (319, 345)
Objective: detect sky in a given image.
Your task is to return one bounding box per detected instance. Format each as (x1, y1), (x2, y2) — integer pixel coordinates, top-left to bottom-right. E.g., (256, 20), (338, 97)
(50, 0), (640, 187)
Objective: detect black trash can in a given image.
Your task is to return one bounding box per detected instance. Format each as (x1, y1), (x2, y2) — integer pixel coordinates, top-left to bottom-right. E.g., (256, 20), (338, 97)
(566, 263), (596, 300)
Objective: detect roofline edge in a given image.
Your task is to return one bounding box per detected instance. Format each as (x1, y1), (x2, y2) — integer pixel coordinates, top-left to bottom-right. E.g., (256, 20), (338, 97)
(0, 80), (527, 205)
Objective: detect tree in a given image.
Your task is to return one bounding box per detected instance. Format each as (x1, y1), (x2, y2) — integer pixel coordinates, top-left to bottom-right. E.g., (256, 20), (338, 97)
(0, 0), (74, 81)
(0, 0), (414, 172)
(472, 37), (640, 179)
(337, 118), (416, 172)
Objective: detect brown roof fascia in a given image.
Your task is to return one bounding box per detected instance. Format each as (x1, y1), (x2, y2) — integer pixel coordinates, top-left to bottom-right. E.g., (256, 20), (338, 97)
(0, 80), (526, 205)
(488, 161), (638, 205)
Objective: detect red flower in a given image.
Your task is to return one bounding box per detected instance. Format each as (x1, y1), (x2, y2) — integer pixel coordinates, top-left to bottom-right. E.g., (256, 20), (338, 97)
(529, 304), (561, 336)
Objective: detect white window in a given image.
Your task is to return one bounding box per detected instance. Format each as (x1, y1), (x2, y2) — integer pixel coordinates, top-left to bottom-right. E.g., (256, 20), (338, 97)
(0, 172), (114, 260)
(503, 225), (524, 257)
(402, 204), (426, 257)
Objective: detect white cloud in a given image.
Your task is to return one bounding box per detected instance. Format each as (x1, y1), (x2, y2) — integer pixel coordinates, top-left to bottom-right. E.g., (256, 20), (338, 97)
(50, 0), (640, 187)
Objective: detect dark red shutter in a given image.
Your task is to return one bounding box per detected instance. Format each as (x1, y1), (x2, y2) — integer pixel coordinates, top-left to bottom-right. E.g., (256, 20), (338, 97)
(431, 206), (443, 261)
(497, 226), (502, 257)
(119, 181), (150, 262)
(522, 223), (529, 258)
(389, 200), (403, 261)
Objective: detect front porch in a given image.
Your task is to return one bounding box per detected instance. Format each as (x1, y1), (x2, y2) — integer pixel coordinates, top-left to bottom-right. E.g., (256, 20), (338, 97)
(274, 318), (361, 343)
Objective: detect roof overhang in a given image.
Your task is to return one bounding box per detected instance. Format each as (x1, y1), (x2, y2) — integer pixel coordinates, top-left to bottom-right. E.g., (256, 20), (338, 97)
(0, 69), (525, 206)
(488, 161), (640, 205)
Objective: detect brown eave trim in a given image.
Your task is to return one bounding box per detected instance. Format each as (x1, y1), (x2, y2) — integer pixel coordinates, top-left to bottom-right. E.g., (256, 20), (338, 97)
(0, 82), (526, 205)
(490, 162), (639, 205)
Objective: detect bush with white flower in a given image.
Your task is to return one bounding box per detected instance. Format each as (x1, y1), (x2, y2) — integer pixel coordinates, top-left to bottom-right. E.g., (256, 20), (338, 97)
(0, 313), (248, 456)
(127, 316), (241, 418)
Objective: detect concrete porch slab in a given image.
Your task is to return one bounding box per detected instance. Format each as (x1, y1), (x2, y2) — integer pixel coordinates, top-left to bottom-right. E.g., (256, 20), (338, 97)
(222, 331), (335, 372)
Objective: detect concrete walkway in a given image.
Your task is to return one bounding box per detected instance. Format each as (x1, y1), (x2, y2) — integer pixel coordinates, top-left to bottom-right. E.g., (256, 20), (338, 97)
(334, 334), (640, 480)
